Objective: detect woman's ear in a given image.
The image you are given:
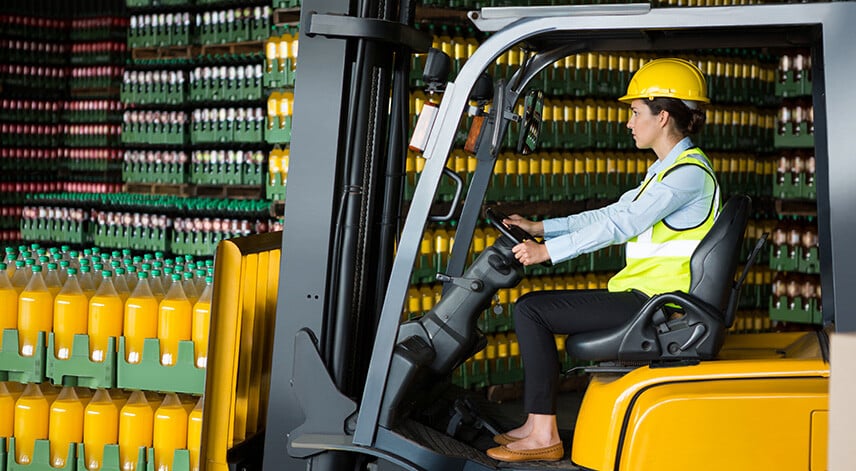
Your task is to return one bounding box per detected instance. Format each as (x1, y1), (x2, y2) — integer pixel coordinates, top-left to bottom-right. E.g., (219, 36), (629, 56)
(657, 109), (671, 129)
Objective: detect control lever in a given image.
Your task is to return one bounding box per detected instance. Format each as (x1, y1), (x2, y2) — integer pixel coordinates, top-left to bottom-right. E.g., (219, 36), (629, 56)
(436, 273), (484, 292)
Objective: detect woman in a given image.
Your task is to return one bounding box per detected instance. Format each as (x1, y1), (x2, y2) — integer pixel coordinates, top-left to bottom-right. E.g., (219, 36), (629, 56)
(486, 57), (721, 463)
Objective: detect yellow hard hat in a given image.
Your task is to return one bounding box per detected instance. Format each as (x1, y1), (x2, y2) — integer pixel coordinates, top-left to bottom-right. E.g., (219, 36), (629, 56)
(619, 58), (710, 104)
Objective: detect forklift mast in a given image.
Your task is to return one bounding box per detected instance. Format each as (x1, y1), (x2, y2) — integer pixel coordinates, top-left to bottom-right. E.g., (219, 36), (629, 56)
(263, 2), (856, 470)
(261, 0), (429, 469)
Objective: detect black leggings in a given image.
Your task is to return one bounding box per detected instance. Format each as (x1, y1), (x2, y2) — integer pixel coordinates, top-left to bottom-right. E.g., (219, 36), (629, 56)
(513, 289), (648, 415)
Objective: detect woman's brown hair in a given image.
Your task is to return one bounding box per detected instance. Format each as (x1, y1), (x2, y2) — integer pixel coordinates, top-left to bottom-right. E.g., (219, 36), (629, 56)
(644, 97), (706, 136)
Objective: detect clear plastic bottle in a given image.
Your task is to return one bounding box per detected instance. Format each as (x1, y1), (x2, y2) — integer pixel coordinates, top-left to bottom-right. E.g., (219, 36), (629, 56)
(58, 260), (71, 284)
(118, 390), (154, 471)
(53, 267), (89, 360)
(48, 386), (85, 467)
(96, 259), (108, 278)
(191, 276), (212, 368)
(18, 265), (53, 357)
(114, 267), (131, 302)
(11, 260), (29, 294)
(44, 262), (63, 298)
(124, 271), (159, 364)
(83, 388), (119, 471)
(153, 393), (188, 471)
(149, 269), (166, 301)
(158, 274), (192, 366)
(88, 271), (124, 362)
(125, 265), (138, 291)
(79, 264), (97, 299)
(182, 271), (199, 305)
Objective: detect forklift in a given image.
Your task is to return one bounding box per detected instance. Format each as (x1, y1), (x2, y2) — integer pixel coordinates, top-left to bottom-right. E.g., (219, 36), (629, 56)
(205, 2), (856, 470)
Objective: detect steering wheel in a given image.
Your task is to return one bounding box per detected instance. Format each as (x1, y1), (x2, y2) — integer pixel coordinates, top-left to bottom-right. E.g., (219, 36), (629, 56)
(484, 207), (537, 246)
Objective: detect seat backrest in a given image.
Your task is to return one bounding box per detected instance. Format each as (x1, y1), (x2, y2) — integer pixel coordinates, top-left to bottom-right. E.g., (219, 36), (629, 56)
(687, 195), (751, 327)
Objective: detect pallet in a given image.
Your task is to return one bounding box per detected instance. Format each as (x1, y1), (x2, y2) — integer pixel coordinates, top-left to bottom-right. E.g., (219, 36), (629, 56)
(273, 8), (301, 26)
(269, 201), (285, 217)
(124, 182), (193, 196)
(124, 182), (264, 199)
(195, 184), (264, 200)
(132, 46), (199, 61)
(200, 40), (264, 58)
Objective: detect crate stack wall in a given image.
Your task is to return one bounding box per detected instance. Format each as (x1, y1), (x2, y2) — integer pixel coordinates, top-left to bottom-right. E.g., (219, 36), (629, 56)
(768, 49), (820, 326)
(1, 3), (280, 471)
(1, 2), (125, 250)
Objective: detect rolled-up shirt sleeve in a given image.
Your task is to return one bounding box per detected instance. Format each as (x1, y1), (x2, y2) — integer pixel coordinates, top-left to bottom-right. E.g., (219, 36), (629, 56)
(542, 164), (710, 264)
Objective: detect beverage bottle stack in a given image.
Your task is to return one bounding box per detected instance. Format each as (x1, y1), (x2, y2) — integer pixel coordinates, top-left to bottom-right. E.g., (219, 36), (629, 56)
(2, 381), (205, 471)
(1, 243), (212, 471)
(0, 243), (214, 366)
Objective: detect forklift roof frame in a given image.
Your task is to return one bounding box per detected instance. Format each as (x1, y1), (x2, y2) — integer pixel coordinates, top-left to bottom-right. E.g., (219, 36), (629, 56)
(353, 1), (856, 451)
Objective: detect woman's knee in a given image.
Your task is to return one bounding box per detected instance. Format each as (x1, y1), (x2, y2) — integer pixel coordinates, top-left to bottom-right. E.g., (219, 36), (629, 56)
(513, 292), (542, 326)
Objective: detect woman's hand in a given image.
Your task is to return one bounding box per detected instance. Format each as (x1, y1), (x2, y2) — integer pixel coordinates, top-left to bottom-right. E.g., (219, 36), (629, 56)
(511, 240), (550, 266)
(502, 214), (544, 237)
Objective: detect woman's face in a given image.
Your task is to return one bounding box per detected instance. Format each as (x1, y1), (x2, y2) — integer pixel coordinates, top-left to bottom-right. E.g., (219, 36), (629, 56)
(626, 99), (662, 149)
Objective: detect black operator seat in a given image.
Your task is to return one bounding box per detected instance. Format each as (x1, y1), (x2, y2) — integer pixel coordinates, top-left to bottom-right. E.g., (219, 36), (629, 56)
(566, 194), (758, 362)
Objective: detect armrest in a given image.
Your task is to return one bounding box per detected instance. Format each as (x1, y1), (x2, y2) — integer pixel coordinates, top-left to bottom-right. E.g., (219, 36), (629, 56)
(637, 291), (724, 329)
(567, 291), (726, 362)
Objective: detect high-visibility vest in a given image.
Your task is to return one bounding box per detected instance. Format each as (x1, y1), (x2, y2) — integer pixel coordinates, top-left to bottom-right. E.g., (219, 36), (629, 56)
(607, 148), (720, 297)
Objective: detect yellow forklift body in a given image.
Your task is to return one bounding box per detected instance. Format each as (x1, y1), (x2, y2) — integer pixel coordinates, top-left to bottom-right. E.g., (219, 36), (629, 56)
(572, 332), (829, 471)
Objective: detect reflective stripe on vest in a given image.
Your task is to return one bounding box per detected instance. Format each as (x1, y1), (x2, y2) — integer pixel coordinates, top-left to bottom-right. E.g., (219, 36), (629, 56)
(607, 148), (720, 297)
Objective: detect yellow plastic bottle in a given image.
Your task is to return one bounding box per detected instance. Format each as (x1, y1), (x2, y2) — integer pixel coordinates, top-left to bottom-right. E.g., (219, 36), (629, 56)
(187, 396), (203, 471)
(48, 386), (85, 467)
(0, 262), (18, 349)
(53, 267), (89, 360)
(191, 276), (212, 368)
(83, 388), (119, 471)
(158, 274), (192, 367)
(13, 382), (49, 464)
(266, 91), (281, 129)
(88, 271), (124, 362)
(1, 381), (15, 446)
(153, 393), (188, 471)
(279, 91), (294, 129)
(18, 265), (53, 357)
(118, 390), (153, 471)
(124, 271), (159, 364)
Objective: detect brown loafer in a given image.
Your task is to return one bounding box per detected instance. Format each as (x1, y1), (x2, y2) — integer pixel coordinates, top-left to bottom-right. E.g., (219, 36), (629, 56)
(492, 433), (520, 445)
(486, 442), (564, 463)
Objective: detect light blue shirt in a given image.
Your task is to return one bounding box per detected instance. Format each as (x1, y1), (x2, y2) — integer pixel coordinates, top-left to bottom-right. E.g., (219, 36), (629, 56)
(541, 137), (717, 264)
